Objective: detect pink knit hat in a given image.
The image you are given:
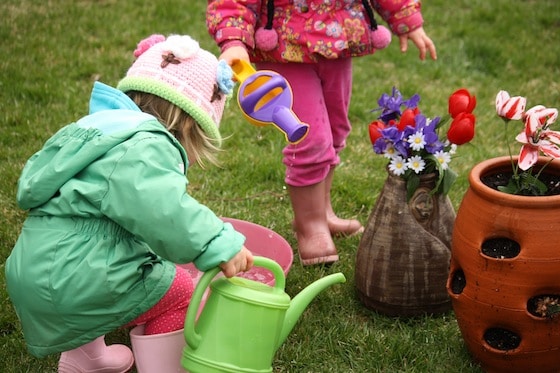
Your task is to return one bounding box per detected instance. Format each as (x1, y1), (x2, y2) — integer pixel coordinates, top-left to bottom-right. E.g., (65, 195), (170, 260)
(117, 34), (234, 144)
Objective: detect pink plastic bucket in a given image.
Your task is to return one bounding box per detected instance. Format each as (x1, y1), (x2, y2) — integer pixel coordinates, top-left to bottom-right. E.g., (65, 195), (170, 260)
(179, 217), (293, 287)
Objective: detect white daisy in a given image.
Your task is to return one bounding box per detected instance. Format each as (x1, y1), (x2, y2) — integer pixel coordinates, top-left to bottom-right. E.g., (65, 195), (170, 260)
(383, 143), (398, 159)
(406, 155), (426, 173)
(408, 131), (426, 151)
(389, 156), (407, 176)
(434, 150), (451, 170)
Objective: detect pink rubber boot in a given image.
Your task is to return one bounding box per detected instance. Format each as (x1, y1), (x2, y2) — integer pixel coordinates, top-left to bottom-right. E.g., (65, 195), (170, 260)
(58, 335), (134, 373)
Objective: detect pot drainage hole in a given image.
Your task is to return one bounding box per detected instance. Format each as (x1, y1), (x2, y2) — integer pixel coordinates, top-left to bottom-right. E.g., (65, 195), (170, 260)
(450, 269), (466, 294)
(481, 237), (520, 259)
(527, 294), (560, 318)
(484, 327), (521, 350)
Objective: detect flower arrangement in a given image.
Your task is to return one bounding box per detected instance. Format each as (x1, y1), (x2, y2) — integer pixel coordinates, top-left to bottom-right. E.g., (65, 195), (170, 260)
(495, 91), (560, 195)
(368, 87), (476, 200)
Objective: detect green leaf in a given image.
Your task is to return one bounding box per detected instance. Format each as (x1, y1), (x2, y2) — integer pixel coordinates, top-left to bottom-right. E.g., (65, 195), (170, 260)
(522, 173), (547, 195)
(406, 172), (420, 201)
(441, 168), (458, 195)
(423, 155), (457, 196)
(498, 171), (548, 196)
(497, 181), (519, 194)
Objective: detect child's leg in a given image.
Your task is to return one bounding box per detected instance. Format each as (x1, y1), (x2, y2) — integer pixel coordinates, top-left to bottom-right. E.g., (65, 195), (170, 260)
(256, 60), (339, 265)
(125, 266), (192, 372)
(287, 181), (338, 265)
(258, 58), (361, 238)
(57, 266), (192, 372)
(127, 265), (193, 334)
(318, 59), (364, 236)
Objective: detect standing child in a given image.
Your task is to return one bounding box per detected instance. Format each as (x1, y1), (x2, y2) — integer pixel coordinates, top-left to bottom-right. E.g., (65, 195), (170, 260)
(207, 0), (437, 266)
(5, 34), (253, 373)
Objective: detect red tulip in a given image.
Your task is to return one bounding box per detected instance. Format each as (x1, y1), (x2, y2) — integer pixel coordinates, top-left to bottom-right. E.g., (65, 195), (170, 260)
(368, 120), (386, 144)
(448, 88), (477, 118)
(398, 108), (420, 130)
(447, 112), (476, 145)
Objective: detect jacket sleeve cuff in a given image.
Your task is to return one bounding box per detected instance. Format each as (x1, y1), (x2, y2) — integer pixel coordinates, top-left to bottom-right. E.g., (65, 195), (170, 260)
(220, 40), (248, 54)
(383, 1), (424, 35)
(215, 28), (255, 50)
(193, 222), (246, 271)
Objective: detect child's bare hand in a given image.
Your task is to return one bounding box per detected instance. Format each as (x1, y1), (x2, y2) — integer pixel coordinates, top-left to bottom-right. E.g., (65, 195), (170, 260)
(398, 27), (437, 61)
(218, 45), (250, 66)
(219, 246), (254, 278)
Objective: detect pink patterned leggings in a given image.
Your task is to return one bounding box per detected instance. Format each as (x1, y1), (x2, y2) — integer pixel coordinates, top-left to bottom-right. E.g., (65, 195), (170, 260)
(256, 58), (353, 187)
(126, 265), (193, 335)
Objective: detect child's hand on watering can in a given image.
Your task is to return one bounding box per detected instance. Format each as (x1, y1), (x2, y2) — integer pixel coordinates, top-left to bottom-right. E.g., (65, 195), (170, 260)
(220, 246), (254, 278)
(218, 44), (250, 66)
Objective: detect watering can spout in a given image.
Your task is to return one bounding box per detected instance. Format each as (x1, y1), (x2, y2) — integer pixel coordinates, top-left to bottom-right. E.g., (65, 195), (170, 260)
(278, 272), (346, 348)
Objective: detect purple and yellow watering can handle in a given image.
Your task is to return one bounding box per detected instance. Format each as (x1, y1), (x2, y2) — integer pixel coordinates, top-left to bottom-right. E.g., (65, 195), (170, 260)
(232, 60), (309, 144)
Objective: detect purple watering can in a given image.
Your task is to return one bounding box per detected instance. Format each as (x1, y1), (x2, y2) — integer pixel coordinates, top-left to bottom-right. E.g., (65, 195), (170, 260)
(232, 60), (309, 144)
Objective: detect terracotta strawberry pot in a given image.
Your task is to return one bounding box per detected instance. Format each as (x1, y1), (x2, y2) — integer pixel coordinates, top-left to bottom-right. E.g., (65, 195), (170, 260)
(447, 156), (560, 372)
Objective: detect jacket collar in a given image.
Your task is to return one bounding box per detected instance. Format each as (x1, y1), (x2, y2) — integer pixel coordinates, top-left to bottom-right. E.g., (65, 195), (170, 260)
(89, 81), (141, 114)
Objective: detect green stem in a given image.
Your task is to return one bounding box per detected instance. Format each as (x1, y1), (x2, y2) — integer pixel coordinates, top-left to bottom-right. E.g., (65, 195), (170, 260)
(504, 119), (519, 179)
(535, 158), (554, 180)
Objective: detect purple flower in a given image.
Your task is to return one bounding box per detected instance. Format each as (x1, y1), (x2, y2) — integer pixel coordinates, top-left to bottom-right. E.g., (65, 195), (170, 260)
(415, 115), (444, 154)
(373, 137), (388, 154)
(373, 87), (420, 123)
(379, 126), (409, 157)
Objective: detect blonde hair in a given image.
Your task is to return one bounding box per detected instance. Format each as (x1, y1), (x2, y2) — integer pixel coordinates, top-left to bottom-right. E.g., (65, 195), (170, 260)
(126, 91), (221, 168)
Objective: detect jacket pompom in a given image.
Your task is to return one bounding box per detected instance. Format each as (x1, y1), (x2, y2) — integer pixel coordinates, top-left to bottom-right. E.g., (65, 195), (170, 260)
(371, 25), (392, 50)
(255, 27), (278, 51)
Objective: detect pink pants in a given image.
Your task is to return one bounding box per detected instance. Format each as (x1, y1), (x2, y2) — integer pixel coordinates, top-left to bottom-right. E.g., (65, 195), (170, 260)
(126, 265), (193, 335)
(256, 58), (353, 187)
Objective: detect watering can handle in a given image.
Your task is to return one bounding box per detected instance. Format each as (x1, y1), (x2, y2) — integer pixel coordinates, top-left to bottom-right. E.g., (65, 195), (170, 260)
(239, 74), (289, 114)
(184, 256), (286, 350)
(231, 59), (256, 83)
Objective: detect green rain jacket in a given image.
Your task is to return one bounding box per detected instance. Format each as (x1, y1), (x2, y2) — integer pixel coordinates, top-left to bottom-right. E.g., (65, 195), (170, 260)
(5, 82), (245, 358)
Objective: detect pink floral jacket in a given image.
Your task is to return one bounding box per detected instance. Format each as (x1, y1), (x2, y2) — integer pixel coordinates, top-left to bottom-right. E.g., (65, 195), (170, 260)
(207, 0), (424, 63)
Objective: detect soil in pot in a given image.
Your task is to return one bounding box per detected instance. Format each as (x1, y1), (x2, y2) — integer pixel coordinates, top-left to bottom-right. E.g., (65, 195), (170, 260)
(449, 269), (465, 295)
(527, 295), (560, 319)
(481, 237), (520, 259)
(481, 171), (560, 196)
(483, 328), (521, 351)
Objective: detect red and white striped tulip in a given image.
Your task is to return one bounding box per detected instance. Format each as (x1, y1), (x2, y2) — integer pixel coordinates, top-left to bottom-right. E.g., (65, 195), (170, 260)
(496, 90), (526, 121)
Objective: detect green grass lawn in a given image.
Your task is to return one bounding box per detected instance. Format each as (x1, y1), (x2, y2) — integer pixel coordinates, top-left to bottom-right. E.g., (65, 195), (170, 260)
(1, 0), (559, 371)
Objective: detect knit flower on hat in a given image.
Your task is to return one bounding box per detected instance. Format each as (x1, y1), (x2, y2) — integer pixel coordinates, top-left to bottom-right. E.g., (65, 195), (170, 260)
(216, 60), (234, 95)
(160, 35), (200, 60)
(159, 35), (200, 68)
(133, 34), (166, 58)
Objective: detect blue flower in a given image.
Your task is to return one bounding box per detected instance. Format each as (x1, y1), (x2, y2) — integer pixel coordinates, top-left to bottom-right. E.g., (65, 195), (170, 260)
(373, 87), (420, 123)
(216, 60), (234, 95)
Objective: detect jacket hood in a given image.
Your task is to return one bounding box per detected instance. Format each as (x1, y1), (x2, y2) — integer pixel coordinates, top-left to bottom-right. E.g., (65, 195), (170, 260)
(17, 82), (180, 210)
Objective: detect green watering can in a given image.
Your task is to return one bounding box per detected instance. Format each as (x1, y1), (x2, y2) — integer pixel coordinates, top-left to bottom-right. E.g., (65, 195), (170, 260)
(181, 256), (346, 373)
